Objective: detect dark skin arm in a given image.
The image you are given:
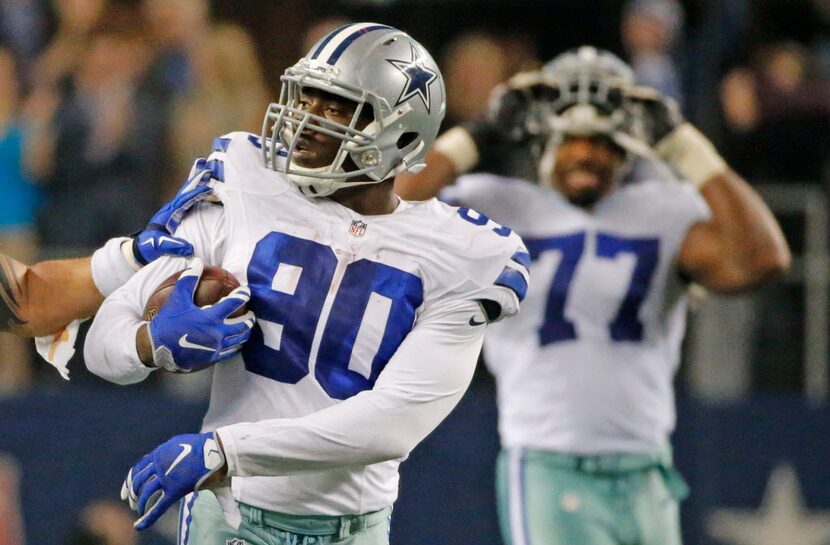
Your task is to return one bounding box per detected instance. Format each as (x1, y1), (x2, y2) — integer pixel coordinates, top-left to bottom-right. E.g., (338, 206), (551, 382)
(678, 171), (791, 293)
(0, 254), (103, 337)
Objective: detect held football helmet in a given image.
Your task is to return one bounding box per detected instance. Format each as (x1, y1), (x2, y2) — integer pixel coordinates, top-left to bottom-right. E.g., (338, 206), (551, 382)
(537, 46), (655, 185)
(262, 23), (446, 197)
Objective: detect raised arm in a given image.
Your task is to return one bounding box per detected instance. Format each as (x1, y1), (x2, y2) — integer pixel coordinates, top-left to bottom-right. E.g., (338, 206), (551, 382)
(678, 170), (791, 293)
(634, 91), (792, 292)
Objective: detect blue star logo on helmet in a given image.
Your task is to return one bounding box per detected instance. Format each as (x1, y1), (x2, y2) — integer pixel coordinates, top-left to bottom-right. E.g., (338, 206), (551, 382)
(387, 44), (439, 113)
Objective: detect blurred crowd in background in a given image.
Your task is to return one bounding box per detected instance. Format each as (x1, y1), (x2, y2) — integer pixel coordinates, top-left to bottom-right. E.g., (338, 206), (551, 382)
(0, 0), (826, 543)
(0, 0), (824, 391)
(0, 0), (826, 408)
(0, 0), (826, 399)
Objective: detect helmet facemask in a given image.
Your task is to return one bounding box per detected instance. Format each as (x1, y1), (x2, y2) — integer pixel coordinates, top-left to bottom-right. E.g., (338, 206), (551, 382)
(260, 24), (445, 198)
(538, 100), (640, 190)
(537, 54), (655, 188)
(262, 63), (390, 197)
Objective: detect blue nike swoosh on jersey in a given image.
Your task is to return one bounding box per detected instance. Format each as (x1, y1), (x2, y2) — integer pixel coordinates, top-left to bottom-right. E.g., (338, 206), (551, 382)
(469, 316), (487, 326)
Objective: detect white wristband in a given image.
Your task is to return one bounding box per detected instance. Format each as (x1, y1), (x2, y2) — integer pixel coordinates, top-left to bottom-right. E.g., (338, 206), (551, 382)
(655, 123), (729, 188)
(90, 237), (139, 297)
(431, 126), (480, 175)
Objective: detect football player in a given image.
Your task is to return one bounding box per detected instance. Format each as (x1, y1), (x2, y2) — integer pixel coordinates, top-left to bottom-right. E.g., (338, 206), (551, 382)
(84, 23), (529, 544)
(395, 46), (790, 545)
(0, 163), (217, 338)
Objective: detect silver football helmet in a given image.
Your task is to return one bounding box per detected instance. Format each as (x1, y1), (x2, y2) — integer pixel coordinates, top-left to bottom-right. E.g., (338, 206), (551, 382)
(538, 46), (653, 185)
(262, 23), (446, 197)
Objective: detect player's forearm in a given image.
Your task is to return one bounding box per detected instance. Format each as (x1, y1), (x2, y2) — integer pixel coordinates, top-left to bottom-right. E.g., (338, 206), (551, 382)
(84, 283), (153, 385)
(218, 330), (483, 478)
(697, 171), (791, 290)
(218, 385), (468, 477)
(0, 255), (103, 337)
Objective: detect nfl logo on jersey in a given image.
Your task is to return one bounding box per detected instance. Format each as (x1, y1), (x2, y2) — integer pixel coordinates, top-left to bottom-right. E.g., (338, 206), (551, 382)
(348, 220), (367, 238)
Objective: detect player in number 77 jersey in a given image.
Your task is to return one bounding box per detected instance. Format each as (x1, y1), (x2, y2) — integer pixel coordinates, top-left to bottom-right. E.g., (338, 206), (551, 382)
(395, 47), (790, 545)
(84, 24), (529, 542)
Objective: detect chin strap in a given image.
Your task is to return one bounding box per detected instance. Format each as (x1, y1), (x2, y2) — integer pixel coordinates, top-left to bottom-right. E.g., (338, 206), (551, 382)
(286, 170), (383, 197)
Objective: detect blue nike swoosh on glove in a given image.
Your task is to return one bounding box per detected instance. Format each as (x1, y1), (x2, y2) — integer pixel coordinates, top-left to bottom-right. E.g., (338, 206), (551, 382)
(166, 444), (192, 474)
(140, 236), (189, 249)
(123, 432), (226, 530)
(177, 335), (215, 352)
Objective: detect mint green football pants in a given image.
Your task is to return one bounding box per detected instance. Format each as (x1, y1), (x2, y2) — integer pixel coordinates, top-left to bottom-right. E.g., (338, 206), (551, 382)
(496, 448), (689, 545)
(177, 491), (392, 545)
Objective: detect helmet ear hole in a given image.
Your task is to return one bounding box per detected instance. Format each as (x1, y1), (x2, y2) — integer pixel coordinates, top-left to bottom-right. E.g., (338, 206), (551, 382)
(396, 132), (419, 150)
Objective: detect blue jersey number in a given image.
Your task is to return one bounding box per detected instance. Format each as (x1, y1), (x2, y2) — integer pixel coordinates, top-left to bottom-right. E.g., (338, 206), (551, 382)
(457, 207), (512, 237)
(526, 232), (659, 345)
(243, 232), (423, 399)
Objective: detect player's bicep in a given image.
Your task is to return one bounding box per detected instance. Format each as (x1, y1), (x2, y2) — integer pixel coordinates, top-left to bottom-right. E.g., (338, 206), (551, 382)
(676, 220), (729, 287)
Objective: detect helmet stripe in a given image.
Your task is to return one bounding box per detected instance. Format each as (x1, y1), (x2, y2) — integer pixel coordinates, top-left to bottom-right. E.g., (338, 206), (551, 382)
(324, 24), (393, 65)
(309, 23), (357, 60)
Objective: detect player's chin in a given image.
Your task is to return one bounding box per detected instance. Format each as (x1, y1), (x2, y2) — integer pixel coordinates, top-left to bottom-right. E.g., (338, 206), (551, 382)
(291, 152), (328, 169)
(565, 188), (603, 208)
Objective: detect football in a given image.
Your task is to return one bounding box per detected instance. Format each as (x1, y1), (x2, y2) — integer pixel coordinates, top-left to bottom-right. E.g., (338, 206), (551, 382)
(143, 266), (245, 321)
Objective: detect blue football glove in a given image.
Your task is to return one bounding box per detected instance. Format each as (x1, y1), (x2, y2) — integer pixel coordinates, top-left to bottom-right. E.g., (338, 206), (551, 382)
(122, 431), (226, 530)
(148, 258), (255, 373)
(132, 158), (218, 266)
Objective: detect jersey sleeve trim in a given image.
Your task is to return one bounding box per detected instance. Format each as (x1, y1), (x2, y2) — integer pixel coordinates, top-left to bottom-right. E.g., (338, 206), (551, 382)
(205, 158), (225, 182)
(511, 249), (531, 270)
(212, 137), (232, 153)
(495, 265), (528, 302)
(498, 249), (531, 301)
(475, 245), (529, 322)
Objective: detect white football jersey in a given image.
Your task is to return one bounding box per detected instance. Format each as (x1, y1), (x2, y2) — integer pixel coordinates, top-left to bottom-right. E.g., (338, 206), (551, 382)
(85, 132), (528, 517)
(444, 173), (710, 455)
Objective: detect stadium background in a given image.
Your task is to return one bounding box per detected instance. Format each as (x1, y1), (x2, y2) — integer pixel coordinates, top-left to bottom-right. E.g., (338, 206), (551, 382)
(0, 0), (828, 543)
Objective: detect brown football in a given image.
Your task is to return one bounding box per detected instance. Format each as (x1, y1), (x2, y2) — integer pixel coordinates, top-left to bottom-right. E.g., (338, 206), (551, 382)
(143, 266), (245, 321)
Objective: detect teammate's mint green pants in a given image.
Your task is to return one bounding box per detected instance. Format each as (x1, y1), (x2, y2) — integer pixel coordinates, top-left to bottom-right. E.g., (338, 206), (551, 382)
(496, 447), (689, 545)
(177, 491), (391, 545)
